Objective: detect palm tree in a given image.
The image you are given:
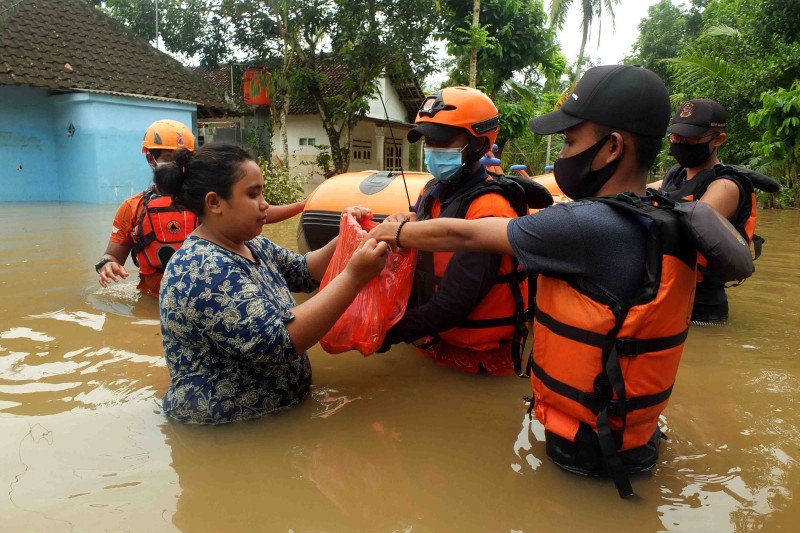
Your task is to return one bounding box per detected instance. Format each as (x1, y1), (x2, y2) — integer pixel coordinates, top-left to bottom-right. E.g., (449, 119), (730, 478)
(549, 0), (621, 78)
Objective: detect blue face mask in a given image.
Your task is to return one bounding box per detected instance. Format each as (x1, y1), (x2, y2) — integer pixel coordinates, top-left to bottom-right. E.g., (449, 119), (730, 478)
(424, 146), (465, 184)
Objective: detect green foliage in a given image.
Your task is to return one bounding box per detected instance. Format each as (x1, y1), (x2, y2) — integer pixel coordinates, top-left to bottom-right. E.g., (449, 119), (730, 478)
(625, 0), (690, 86)
(99, 0), (439, 175)
(439, 0), (559, 97)
(494, 80), (540, 149)
(98, 0), (237, 66)
(257, 157), (306, 205)
(628, 0), (800, 207)
(301, 144), (333, 177)
(502, 89), (566, 172)
(748, 81), (800, 206)
(502, 131), (561, 176)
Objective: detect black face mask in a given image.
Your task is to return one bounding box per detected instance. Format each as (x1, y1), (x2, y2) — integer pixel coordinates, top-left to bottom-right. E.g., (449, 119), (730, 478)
(669, 140), (713, 168)
(554, 134), (621, 200)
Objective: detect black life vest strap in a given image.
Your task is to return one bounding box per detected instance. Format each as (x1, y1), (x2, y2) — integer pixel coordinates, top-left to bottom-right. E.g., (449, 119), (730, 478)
(130, 189), (156, 265)
(535, 307), (688, 356)
(457, 257), (530, 377)
(530, 358), (606, 413)
(597, 310), (634, 498)
(752, 234), (764, 260)
(597, 408), (633, 498)
(529, 358), (674, 415)
(508, 258), (530, 377)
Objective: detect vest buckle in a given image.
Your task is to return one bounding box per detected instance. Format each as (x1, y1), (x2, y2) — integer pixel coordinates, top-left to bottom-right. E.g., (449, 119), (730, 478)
(615, 338), (639, 356)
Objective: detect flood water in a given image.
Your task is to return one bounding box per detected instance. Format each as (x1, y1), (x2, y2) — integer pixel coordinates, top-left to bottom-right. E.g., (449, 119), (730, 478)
(0, 202), (798, 532)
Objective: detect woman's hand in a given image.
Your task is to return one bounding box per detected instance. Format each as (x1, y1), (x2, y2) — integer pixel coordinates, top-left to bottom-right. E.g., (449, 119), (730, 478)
(384, 211), (417, 223)
(344, 237), (389, 285)
(343, 206), (373, 222)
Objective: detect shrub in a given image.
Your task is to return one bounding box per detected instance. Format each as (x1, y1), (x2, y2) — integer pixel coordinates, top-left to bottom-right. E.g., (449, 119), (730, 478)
(257, 157), (306, 205)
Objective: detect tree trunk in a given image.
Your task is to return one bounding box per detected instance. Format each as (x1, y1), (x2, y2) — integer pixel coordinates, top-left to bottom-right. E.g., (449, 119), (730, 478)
(575, 16), (589, 79)
(315, 98), (351, 174)
(545, 134), (553, 168)
(792, 158), (799, 207)
(469, 0), (481, 88)
(277, 98), (290, 168)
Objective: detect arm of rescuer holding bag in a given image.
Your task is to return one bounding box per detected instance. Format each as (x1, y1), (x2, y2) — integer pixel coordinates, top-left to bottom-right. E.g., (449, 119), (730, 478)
(375, 206), (510, 352)
(371, 212), (515, 257)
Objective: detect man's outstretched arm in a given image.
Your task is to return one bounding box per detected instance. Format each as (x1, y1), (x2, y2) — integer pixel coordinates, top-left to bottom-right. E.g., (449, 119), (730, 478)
(370, 217), (515, 256)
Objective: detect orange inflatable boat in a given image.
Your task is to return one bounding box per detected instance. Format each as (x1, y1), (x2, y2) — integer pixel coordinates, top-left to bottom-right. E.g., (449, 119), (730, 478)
(298, 169), (567, 252)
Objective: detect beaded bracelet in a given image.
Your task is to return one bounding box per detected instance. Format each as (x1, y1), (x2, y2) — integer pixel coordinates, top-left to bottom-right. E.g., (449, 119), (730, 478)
(395, 220), (409, 249)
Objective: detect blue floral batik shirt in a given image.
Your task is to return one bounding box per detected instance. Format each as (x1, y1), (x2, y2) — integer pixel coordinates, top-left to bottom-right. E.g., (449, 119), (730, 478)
(159, 235), (319, 424)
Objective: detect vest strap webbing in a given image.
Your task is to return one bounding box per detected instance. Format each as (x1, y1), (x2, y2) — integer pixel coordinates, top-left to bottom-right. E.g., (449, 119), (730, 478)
(598, 311), (634, 498)
(752, 234), (764, 260)
(597, 409), (634, 498)
(530, 359), (674, 414)
(533, 304), (680, 498)
(508, 258), (529, 377)
(535, 307), (688, 356)
(530, 358), (606, 413)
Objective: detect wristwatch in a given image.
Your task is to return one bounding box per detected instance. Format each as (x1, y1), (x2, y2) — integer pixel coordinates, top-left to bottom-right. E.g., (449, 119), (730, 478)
(95, 257), (113, 273)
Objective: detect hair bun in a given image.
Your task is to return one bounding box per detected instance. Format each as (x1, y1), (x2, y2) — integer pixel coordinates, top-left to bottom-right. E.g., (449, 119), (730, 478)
(154, 148), (193, 198)
(173, 148), (194, 177)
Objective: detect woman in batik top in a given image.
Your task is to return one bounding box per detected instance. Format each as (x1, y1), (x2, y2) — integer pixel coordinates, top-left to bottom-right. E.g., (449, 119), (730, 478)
(156, 143), (387, 424)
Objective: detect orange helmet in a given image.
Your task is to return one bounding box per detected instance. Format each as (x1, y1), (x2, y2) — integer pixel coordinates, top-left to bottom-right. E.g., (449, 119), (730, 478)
(407, 86), (499, 147)
(141, 119), (196, 153)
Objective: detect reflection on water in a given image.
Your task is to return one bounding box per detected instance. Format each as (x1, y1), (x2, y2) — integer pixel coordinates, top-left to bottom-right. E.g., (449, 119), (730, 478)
(0, 203), (798, 531)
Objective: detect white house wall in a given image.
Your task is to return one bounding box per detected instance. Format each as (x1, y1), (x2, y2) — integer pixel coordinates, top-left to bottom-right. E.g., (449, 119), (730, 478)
(366, 77), (407, 122)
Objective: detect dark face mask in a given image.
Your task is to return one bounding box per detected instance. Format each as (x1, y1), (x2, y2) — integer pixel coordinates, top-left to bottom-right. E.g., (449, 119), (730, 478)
(554, 134), (621, 200)
(669, 140), (713, 168)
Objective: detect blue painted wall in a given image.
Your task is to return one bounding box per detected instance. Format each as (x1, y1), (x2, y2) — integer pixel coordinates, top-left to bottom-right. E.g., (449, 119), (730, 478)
(0, 85), (196, 203)
(0, 86), (60, 201)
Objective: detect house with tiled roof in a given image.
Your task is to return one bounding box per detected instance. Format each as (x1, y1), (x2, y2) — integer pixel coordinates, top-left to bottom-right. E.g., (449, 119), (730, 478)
(197, 62), (426, 179)
(0, 0), (233, 203)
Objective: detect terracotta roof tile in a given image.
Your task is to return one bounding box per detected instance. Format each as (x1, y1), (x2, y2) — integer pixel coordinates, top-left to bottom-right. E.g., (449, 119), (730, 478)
(0, 0), (234, 117)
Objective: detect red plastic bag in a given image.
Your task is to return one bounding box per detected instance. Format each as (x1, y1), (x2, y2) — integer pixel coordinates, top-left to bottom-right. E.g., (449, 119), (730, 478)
(320, 213), (417, 356)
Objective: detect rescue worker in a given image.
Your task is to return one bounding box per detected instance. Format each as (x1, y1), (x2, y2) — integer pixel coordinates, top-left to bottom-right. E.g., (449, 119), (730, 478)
(657, 99), (774, 325)
(371, 66), (698, 497)
(97, 120), (307, 297)
(376, 87), (534, 375)
(96, 119), (198, 297)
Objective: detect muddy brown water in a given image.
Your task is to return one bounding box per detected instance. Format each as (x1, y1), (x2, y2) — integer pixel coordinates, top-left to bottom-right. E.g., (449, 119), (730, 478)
(0, 203), (798, 532)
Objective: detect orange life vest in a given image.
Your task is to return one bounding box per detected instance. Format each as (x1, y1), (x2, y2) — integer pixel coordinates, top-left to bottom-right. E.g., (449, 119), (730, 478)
(529, 194), (697, 498)
(131, 189), (198, 275)
(416, 174), (530, 374)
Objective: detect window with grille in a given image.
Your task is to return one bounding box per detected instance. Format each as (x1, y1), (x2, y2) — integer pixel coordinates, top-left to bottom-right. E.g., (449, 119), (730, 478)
(352, 139), (372, 161)
(385, 140), (403, 171)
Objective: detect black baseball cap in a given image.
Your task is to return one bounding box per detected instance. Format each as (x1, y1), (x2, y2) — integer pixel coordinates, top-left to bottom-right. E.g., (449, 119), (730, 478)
(529, 65), (670, 138)
(667, 99), (728, 137)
